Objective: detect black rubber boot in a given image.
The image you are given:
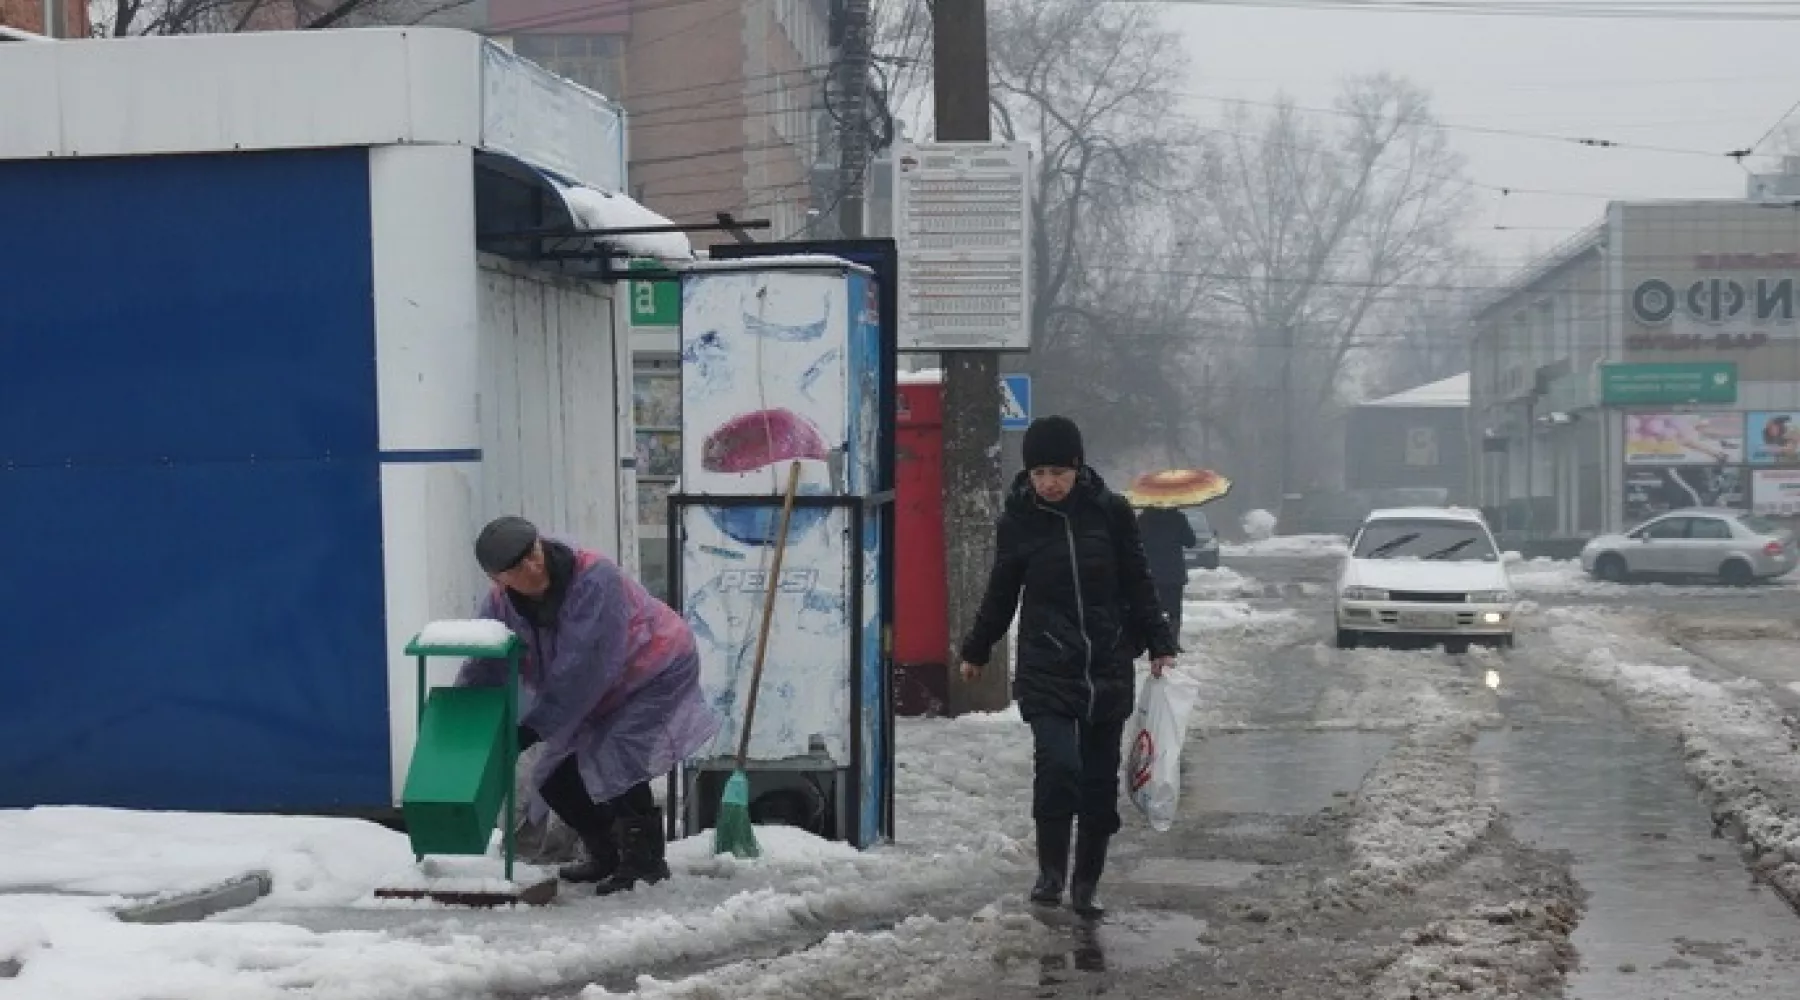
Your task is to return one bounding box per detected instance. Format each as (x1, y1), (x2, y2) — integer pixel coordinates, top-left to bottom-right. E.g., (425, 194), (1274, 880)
(557, 833), (619, 883)
(1068, 824), (1111, 918)
(595, 807), (672, 896)
(1030, 818), (1072, 905)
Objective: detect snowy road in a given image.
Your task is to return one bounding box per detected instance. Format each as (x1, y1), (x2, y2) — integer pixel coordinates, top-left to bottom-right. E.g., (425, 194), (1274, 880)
(14, 553), (1800, 999)
(556, 557), (1800, 1000)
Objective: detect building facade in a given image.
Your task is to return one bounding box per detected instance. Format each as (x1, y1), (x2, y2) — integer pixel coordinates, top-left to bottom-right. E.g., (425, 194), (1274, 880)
(1, 0), (88, 37)
(1472, 201), (1800, 538)
(482, 0), (834, 248)
(1346, 373), (1471, 502)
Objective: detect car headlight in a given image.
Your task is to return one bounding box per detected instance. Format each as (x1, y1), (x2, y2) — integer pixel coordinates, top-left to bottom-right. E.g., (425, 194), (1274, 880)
(1342, 586), (1388, 601)
(1466, 590), (1513, 603)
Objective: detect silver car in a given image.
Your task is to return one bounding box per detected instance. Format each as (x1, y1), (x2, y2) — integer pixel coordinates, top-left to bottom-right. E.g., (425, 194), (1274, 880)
(1580, 508), (1799, 586)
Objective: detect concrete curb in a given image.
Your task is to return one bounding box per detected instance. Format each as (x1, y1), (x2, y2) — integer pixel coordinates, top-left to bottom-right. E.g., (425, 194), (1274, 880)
(114, 870), (273, 925)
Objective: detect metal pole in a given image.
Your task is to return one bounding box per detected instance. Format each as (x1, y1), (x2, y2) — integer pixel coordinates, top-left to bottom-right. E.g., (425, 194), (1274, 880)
(504, 649), (519, 883)
(836, 0), (872, 238)
(933, 0), (1007, 715)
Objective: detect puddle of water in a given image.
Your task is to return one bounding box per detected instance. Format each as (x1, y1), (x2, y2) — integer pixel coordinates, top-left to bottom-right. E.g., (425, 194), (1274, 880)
(1474, 724), (1800, 998)
(1186, 731), (1395, 815)
(1019, 909), (1211, 988)
(1121, 858), (1267, 889)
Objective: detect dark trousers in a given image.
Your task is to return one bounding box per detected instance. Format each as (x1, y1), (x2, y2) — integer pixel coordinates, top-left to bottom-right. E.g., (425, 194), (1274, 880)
(1155, 578), (1185, 644)
(1029, 713), (1127, 836)
(538, 756), (654, 843)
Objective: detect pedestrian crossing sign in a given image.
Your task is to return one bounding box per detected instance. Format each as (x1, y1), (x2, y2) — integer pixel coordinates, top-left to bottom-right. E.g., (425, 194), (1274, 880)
(1000, 374), (1032, 431)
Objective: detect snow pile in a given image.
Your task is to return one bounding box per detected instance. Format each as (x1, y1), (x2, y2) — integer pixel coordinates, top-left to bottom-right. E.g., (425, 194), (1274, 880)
(561, 185), (696, 261)
(0, 806), (414, 905)
(1222, 534), (1348, 558)
(1371, 866), (1581, 1000)
(580, 905), (1050, 999)
(1241, 508), (1278, 541)
(414, 618), (515, 649)
(1508, 558), (1800, 596)
(1307, 645), (1498, 733)
(1183, 600), (1300, 636)
(1503, 558), (1598, 595)
(1322, 720), (1498, 905)
(0, 711), (1041, 1000)
(364, 856), (556, 896)
(1544, 608), (1800, 907)
(1186, 565), (1260, 598)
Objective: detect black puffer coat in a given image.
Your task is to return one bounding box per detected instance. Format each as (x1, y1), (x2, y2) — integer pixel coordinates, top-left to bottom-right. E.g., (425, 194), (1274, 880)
(958, 468), (1179, 724)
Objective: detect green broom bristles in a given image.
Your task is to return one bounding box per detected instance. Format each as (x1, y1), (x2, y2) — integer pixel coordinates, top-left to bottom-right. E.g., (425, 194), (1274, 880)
(713, 769), (760, 859)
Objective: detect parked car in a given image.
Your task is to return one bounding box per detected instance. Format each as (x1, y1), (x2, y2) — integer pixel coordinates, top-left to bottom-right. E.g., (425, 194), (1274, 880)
(1335, 507), (1517, 652)
(1183, 508), (1221, 570)
(1580, 508), (1798, 586)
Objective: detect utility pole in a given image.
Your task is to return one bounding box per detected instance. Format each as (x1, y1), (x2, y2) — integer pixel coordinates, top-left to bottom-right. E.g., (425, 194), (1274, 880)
(836, 0), (873, 239)
(933, 0), (1008, 714)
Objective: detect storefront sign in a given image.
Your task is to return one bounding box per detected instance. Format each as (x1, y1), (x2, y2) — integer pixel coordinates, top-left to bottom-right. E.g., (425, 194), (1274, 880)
(1623, 411), (1745, 465)
(1748, 411), (1800, 465)
(1753, 469), (1800, 515)
(1631, 276), (1798, 326)
(1600, 362), (1738, 406)
(1624, 332), (1769, 351)
(1625, 466), (1745, 521)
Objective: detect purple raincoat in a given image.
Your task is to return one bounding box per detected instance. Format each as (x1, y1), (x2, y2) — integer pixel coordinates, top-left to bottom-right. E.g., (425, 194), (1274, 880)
(456, 543), (719, 820)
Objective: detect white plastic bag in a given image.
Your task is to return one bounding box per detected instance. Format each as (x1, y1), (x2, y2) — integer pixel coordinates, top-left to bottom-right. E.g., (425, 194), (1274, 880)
(1126, 668), (1201, 832)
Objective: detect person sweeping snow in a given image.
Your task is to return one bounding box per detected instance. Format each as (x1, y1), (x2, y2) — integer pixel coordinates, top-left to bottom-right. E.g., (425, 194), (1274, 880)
(457, 516), (719, 896)
(956, 416), (1178, 918)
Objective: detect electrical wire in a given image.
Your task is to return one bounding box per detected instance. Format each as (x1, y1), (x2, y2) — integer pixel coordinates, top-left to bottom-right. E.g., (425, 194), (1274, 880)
(1100, 0), (1800, 22)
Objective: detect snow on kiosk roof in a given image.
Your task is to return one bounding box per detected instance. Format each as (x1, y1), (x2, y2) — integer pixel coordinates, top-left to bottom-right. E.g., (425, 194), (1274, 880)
(0, 27), (619, 185)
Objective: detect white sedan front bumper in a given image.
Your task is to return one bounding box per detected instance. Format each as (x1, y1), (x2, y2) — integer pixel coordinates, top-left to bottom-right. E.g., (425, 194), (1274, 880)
(1337, 599), (1516, 637)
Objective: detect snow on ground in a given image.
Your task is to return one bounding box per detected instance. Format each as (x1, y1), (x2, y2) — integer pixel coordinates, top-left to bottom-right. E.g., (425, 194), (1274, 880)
(1221, 534), (1348, 558)
(1305, 644), (1501, 734)
(579, 905), (1051, 1000)
(1542, 607), (1800, 905)
(1186, 565), (1261, 598)
(0, 710), (1042, 1000)
(1368, 856), (1580, 1000)
(0, 806), (416, 903)
(1505, 554), (1800, 596)
(1325, 719), (1498, 905)
(1182, 600), (1300, 638)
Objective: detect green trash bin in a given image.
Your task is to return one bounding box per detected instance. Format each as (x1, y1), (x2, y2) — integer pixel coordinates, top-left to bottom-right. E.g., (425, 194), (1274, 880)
(399, 626), (524, 881)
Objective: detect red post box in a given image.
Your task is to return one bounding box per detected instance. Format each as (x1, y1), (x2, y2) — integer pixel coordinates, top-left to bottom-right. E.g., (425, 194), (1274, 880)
(894, 372), (949, 716)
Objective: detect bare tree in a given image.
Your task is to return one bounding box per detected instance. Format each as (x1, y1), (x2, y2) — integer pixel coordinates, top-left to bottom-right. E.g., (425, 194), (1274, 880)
(1365, 267), (1481, 399)
(1193, 74), (1472, 505)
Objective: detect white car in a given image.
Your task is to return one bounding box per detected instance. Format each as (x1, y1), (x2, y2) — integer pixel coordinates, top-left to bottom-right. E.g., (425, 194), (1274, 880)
(1334, 507), (1517, 651)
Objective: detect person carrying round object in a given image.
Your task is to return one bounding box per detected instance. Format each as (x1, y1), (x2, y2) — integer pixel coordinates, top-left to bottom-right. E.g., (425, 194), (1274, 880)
(1125, 468), (1234, 643)
(956, 415), (1178, 918)
(457, 516), (720, 896)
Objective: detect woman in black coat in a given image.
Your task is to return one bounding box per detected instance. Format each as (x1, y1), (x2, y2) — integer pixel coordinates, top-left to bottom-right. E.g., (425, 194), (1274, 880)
(957, 415), (1178, 918)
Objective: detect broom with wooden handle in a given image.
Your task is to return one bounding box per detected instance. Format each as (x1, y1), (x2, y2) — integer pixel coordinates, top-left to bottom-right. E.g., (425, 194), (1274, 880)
(713, 459), (803, 859)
